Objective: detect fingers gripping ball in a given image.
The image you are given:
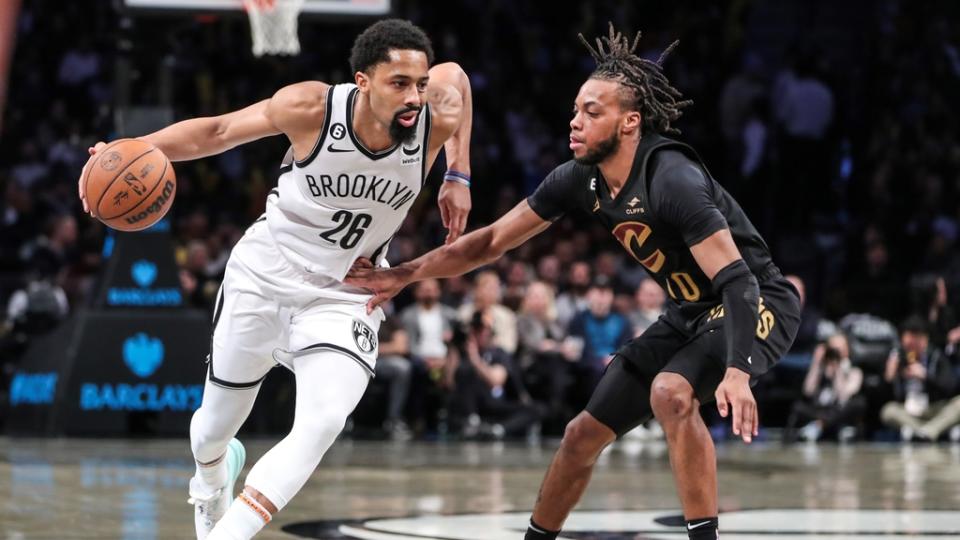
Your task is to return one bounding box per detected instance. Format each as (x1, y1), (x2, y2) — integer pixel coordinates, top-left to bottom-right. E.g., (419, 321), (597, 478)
(83, 139), (176, 231)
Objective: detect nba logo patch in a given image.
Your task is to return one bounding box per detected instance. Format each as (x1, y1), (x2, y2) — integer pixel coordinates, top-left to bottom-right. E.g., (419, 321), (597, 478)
(352, 319), (377, 354)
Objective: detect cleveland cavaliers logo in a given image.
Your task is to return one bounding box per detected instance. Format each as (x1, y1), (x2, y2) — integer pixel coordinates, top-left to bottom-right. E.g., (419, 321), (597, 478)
(352, 319), (377, 354)
(611, 221), (665, 273)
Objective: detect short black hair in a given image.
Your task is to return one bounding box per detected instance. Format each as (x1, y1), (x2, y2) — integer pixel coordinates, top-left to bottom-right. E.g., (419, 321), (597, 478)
(349, 19), (435, 74)
(900, 314), (929, 336)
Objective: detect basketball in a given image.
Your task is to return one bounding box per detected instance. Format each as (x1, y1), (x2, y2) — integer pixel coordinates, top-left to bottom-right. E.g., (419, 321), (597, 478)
(83, 138), (176, 232)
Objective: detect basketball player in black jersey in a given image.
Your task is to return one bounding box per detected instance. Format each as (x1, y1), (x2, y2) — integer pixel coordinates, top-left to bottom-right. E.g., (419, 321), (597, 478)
(348, 25), (801, 540)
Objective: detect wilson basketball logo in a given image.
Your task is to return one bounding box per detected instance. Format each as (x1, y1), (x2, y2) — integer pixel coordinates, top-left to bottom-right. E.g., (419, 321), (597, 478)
(352, 319), (377, 354)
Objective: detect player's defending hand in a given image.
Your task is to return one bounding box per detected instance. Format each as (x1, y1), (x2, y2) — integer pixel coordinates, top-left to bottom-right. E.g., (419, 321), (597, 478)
(78, 141), (107, 217)
(437, 180), (471, 244)
(346, 258), (414, 314)
(715, 367), (758, 444)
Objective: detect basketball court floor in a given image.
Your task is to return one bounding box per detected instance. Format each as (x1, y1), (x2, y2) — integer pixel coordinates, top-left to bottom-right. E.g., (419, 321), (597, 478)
(2, 437), (959, 539)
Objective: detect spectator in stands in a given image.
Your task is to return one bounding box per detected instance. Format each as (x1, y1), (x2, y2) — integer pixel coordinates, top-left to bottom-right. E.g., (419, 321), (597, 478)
(566, 277), (633, 406)
(785, 332), (866, 442)
(400, 279), (459, 432)
(448, 311), (540, 440)
(628, 278), (665, 336)
(909, 274), (957, 350)
(375, 316), (413, 441)
(458, 270), (517, 354)
(881, 316), (960, 441)
(178, 239), (219, 310)
(517, 281), (568, 428)
(555, 260), (591, 329)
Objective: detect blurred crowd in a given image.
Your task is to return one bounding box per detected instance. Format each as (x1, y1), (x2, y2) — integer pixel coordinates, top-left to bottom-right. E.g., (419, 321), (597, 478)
(2, 0), (960, 441)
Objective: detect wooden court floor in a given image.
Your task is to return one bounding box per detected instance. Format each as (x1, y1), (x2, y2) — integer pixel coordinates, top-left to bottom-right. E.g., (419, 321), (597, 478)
(2, 437), (959, 539)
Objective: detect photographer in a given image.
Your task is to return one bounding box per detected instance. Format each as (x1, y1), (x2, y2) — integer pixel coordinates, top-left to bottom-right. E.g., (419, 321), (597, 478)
(447, 312), (541, 439)
(784, 332), (866, 442)
(880, 316), (960, 441)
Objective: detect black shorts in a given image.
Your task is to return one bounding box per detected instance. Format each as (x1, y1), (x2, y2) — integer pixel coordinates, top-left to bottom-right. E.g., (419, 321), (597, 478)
(586, 276), (801, 437)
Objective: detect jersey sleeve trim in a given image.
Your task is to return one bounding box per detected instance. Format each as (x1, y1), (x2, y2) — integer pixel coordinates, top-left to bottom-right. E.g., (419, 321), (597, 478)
(526, 195), (560, 222)
(294, 84), (336, 168)
(420, 103), (432, 184)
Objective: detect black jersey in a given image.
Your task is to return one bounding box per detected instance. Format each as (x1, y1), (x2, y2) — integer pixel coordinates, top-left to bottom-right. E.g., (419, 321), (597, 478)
(528, 133), (777, 320)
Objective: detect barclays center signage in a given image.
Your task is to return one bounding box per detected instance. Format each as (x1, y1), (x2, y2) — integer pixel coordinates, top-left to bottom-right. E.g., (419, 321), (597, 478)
(78, 332), (202, 412)
(106, 259), (182, 307)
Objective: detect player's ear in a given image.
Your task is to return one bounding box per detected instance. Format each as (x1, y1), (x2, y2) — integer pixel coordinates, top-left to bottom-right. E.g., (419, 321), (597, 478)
(621, 111), (641, 135)
(355, 70), (371, 93)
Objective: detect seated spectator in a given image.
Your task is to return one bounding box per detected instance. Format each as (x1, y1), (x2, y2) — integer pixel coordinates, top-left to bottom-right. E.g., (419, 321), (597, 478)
(517, 281), (568, 428)
(458, 270), (517, 354)
(784, 332), (866, 442)
(566, 277), (633, 407)
(399, 279), (458, 432)
(880, 316), (960, 441)
(448, 312), (541, 440)
(375, 316), (413, 441)
(555, 260), (591, 329)
(628, 278), (665, 336)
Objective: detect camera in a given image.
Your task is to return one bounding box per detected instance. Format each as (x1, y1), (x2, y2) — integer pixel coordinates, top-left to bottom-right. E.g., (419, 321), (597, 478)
(823, 346), (843, 363)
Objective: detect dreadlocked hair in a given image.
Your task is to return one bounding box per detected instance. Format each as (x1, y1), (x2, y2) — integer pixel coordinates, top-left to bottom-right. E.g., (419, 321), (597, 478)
(579, 23), (693, 135)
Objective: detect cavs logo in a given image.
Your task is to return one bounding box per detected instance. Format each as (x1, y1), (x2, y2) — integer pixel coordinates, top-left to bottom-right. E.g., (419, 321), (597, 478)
(611, 222), (665, 273)
(352, 319), (377, 354)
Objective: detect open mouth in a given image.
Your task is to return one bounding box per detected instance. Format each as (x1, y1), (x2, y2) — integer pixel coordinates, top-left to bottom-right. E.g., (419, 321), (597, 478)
(396, 110), (419, 127)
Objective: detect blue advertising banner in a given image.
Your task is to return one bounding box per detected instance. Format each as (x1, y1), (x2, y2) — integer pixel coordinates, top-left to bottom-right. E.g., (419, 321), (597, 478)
(6, 310), (209, 436)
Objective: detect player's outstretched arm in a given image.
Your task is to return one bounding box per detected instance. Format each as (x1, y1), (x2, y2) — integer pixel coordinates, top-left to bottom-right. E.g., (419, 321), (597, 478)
(346, 200), (550, 313)
(427, 62), (473, 243)
(78, 81), (328, 214)
(139, 81), (329, 162)
(689, 229), (761, 443)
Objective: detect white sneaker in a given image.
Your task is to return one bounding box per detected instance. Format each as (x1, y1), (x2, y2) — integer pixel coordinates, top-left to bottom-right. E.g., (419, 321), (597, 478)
(189, 439), (246, 539)
(900, 427), (915, 442)
(799, 422), (822, 442)
(949, 425), (960, 443)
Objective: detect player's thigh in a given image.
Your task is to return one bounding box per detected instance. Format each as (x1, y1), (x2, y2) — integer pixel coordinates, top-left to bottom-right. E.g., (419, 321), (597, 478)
(208, 282), (285, 389)
(286, 302), (381, 377)
(661, 281), (802, 404)
(586, 320), (687, 437)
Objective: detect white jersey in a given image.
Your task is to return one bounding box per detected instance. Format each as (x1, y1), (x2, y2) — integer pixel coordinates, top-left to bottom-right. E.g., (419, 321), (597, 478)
(266, 83), (431, 281)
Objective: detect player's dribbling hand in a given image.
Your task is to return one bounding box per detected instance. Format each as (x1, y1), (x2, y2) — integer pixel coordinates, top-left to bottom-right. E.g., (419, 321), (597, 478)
(437, 180), (471, 244)
(715, 367), (758, 444)
(345, 261), (413, 314)
(78, 141), (107, 218)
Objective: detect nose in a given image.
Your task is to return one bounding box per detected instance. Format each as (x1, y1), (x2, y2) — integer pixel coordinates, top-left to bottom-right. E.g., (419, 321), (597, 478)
(569, 111), (582, 131)
(404, 86), (422, 109)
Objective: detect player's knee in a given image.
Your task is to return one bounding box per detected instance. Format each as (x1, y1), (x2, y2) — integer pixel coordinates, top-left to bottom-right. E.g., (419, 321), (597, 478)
(190, 408), (229, 457)
(294, 410), (348, 451)
(560, 414), (612, 462)
(650, 375), (696, 422)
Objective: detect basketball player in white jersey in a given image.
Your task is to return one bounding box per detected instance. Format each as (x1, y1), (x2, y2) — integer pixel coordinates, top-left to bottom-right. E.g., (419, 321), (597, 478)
(77, 19), (472, 539)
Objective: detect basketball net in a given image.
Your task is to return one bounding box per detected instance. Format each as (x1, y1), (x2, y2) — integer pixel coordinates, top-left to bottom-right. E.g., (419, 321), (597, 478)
(243, 0), (304, 57)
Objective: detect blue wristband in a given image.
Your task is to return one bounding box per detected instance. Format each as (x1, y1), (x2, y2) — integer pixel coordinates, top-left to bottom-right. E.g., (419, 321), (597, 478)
(443, 169), (471, 187)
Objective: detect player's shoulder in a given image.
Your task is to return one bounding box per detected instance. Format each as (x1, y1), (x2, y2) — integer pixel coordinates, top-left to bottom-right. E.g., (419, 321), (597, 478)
(266, 81), (333, 135)
(546, 159), (593, 186)
(271, 81), (331, 113)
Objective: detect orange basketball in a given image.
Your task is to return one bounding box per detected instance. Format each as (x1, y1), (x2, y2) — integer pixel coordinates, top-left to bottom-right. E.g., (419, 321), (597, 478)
(83, 139), (177, 232)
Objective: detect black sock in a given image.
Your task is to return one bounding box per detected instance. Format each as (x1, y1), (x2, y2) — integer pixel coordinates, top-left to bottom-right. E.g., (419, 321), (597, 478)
(525, 518), (559, 540)
(686, 516), (718, 540)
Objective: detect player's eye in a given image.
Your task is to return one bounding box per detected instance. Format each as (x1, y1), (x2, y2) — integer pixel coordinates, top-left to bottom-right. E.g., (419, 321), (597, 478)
(416, 82), (428, 92)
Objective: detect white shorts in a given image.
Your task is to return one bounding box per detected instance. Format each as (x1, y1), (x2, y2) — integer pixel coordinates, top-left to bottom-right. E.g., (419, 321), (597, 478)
(207, 220), (383, 389)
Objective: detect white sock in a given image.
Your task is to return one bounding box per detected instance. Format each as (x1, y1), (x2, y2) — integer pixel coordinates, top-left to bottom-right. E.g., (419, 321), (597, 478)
(207, 494), (270, 540)
(196, 455), (228, 490)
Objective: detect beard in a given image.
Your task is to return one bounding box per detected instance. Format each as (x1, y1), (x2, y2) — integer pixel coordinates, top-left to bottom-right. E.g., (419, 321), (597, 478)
(389, 106), (421, 144)
(574, 130), (620, 165)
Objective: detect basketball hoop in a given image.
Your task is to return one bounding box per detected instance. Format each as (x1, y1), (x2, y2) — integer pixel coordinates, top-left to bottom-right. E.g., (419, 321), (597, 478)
(243, 0), (304, 57)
